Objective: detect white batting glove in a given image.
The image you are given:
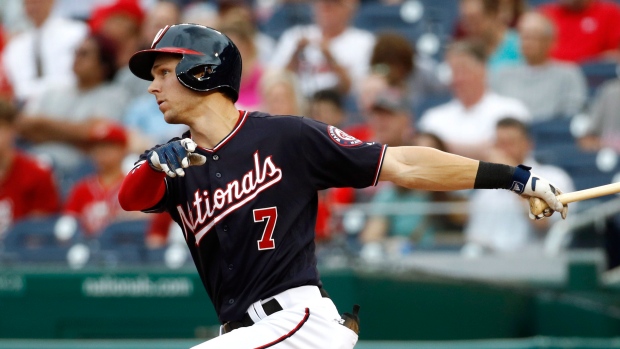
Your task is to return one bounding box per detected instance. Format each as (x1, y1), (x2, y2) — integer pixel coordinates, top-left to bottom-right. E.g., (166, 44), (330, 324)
(510, 165), (568, 220)
(148, 138), (207, 177)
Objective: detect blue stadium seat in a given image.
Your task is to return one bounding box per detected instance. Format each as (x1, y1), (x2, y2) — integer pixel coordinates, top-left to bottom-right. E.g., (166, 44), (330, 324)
(258, 3), (313, 40)
(1, 215), (80, 264)
(96, 220), (149, 265)
(580, 61), (619, 97)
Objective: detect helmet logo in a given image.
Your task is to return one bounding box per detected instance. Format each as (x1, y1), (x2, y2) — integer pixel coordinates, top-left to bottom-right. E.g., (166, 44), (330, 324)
(191, 65), (215, 81)
(151, 25), (171, 48)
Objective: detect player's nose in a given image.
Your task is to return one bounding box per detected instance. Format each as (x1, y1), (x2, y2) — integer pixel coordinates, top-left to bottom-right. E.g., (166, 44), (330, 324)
(147, 79), (160, 95)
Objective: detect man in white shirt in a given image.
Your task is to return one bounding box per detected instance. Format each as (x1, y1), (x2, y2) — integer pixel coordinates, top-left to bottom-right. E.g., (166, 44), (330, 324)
(269, 0), (374, 97)
(419, 40), (531, 160)
(2, 0), (87, 103)
(464, 117), (574, 254)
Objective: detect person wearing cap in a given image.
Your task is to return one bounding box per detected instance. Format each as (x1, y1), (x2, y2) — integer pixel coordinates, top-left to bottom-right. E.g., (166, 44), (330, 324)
(63, 123), (143, 237)
(0, 98), (60, 239)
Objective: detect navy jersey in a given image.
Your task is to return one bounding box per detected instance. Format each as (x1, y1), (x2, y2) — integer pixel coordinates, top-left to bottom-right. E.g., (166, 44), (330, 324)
(140, 111), (386, 322)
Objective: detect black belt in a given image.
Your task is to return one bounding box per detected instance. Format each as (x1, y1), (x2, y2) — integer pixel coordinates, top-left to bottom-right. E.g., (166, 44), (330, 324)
(222, 287), (330, 334)
(222, 298), (283, 334)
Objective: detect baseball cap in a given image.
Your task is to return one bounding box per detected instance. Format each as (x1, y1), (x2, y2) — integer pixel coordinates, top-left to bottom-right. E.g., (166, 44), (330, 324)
(89, 123), (128, 146)
(370, 89), (410, 114)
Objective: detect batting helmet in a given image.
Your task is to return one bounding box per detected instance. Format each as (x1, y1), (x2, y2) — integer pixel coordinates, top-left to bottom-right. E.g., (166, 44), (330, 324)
(129, 23), (242, 102)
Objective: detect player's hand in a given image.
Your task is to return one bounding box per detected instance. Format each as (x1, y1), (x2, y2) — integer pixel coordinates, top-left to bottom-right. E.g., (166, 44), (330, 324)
(512, 165), (568, 220)
(147, 138), (207, 177)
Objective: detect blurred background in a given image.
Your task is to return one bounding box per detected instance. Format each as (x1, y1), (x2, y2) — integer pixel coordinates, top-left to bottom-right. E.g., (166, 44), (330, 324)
(2, 0), (620, 348)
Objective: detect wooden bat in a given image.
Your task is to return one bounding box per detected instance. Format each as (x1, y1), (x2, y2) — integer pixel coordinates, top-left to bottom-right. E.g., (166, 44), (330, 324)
(529, 182), (620, 216)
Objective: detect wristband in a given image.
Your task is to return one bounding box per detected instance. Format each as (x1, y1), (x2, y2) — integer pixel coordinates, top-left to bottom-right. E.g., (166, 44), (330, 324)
(509, 164), (531, 194)
(473, 161), (516, 190)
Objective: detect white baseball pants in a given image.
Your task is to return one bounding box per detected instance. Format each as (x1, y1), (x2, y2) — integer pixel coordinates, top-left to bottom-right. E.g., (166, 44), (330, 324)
(191, 285), (358, 349)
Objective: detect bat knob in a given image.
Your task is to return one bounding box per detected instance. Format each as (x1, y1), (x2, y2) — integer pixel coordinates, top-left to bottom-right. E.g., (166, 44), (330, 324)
(529, 197), (549, 217)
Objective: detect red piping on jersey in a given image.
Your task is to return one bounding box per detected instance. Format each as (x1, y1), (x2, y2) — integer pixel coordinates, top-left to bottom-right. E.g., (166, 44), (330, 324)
(373, 145), (388, 186)
(253, 308), (310, 349)
(196, 110), (248, 153)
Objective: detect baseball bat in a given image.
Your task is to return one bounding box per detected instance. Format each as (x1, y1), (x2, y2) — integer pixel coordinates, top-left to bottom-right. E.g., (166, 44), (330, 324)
(529, 182), (620, 216)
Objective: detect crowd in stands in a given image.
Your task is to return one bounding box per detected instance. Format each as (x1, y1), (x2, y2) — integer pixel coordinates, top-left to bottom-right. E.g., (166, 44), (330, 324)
(2, 0), (620, 268)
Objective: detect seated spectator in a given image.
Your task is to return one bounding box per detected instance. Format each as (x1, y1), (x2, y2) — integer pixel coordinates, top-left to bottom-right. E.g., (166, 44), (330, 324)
(89, 0), (147, 100)
(2, 0), (88, 103)
(269, 0), (375, 96)
(418, 40), (530, 160)
(464, 117), (574, 255)
(454, 0), (524, 71)
(17, 33), (130, 176)
(539, 0), (620, 63)
(0, 99), (59, 238)
(64, 123), (144, 237)
(359, 103), (453, 256)
(578, 77), (620, 151)
(490, 11), (588, 121)
(369, 32), (448, 115)
(259, 69), (307, 116)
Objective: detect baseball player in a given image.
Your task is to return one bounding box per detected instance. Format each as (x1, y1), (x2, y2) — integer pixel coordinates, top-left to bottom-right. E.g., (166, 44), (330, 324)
(118, 24), (568, 349)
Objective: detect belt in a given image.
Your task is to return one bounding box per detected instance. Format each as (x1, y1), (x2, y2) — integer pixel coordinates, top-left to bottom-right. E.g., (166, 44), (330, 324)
(222, 298), (283, 334)
(221, 287), (330, 334)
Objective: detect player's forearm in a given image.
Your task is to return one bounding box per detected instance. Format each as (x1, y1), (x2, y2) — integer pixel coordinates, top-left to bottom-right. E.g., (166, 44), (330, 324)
(118, 162), (167, 211)
(379, 146), (479, 191)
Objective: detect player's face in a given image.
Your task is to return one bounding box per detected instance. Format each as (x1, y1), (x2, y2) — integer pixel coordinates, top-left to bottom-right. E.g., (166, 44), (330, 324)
(148, 54), (203, 124)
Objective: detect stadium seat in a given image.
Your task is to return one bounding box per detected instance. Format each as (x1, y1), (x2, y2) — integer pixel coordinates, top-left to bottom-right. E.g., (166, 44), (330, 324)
(96, 219), (149, 266)
(579, 61), (619, 98)
(1, 215), (81, 264)
(258, 2), (313, 40)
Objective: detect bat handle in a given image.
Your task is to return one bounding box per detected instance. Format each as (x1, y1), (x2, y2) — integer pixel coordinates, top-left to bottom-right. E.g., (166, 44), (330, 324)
(529, 197), (552, 217)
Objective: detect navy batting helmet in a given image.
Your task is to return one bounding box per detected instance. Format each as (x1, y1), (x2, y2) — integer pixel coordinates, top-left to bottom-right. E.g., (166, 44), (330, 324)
(129, 23), (242, 102)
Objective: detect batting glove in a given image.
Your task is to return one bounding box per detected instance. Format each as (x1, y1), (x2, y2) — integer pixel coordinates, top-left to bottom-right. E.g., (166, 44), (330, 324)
(510, 164), (568, 220)
(147, 138), (207, 177)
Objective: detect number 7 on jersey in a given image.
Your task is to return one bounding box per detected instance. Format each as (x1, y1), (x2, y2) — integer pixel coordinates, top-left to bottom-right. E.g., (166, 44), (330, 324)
(254, 207), (277, 250)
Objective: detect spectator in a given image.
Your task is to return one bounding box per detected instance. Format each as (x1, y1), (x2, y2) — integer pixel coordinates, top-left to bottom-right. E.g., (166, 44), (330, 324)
(418, 40), (530, 160)
(539, 0), (620, 63)
(259, 69), (306, 116)
(464, 117), (574, 255)
(269, 0), (374, 96)
(63, 123), (144, 237)
(455, 0), (524, 71)
(2, 0), (88, 103)
(490, 11), (588, 121)
(219, 18), (264, 111)
(369, 32), (448, 115)
(18, 34), (129, 177)
(90, 0), (147, 100)
(0, 99), (60, 238)
(359, 97), (448, 256)
(578, 77), (620, 151)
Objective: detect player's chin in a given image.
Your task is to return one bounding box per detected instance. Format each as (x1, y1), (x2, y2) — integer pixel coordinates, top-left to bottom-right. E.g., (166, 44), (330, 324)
(163, 112), (183, 125)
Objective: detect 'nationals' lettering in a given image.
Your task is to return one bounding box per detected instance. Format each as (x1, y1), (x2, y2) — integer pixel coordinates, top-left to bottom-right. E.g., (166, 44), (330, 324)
(177, 151), (283, 245)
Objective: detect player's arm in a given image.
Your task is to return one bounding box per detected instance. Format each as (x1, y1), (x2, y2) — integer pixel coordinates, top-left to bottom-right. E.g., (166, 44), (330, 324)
(378, 146), (568, 219)
(378, 146), (477, 191)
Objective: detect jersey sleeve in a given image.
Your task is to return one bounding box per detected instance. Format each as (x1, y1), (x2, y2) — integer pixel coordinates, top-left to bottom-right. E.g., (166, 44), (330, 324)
(299, 117), (387, 190)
